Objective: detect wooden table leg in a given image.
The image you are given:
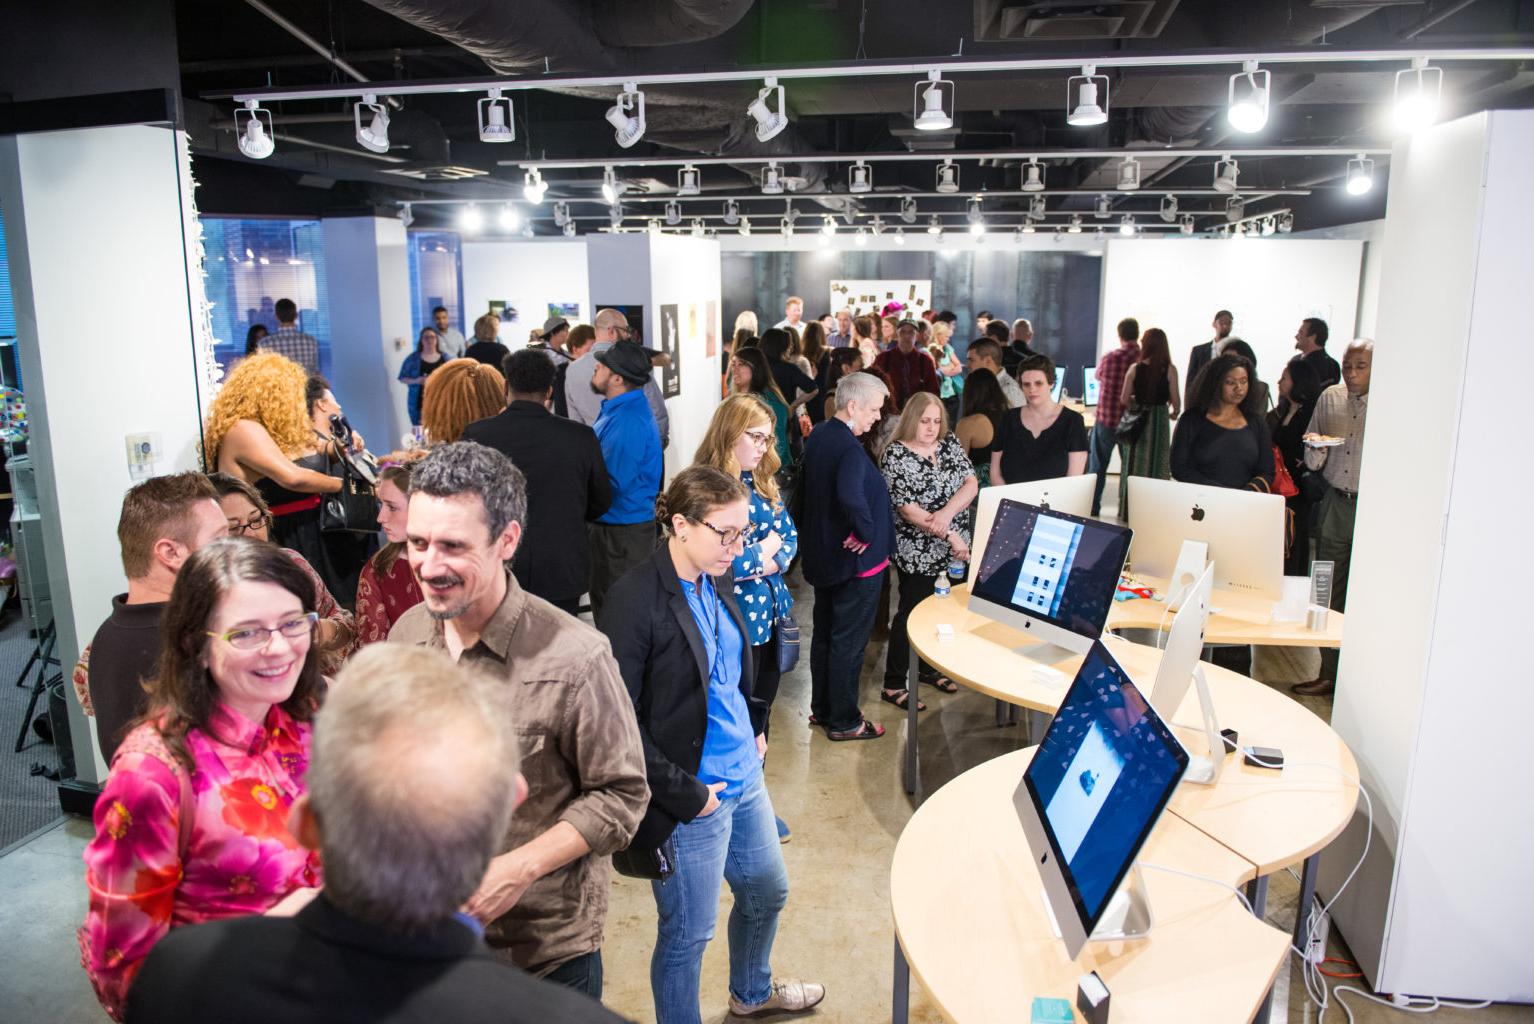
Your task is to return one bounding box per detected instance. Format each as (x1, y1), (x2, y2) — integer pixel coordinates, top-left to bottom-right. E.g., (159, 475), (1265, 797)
(892, 936), (910, 1024)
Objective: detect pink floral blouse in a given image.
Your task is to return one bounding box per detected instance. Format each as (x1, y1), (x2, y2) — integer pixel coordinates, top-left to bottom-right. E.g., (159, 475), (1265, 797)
(78, 703), (320, 1020)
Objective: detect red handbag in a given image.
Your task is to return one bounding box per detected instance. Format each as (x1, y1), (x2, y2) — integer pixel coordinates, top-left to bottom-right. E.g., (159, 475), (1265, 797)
(1271, 446), (1299, 498)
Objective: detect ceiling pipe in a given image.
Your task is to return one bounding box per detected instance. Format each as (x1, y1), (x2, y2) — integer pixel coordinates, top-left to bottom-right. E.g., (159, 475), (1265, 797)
(1400, 0), (1485, 41)
(241, 0), (402, 108)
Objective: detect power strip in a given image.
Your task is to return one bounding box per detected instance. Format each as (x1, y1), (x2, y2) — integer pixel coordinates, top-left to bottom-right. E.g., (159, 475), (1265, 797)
(1304, 902), (1330, 965)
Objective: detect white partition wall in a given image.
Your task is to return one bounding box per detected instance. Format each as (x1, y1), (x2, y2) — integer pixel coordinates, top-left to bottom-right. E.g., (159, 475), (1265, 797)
(461, 239), (590, 345)
(322, 217), (413, 451)
(1320, 109), (1534, 1002)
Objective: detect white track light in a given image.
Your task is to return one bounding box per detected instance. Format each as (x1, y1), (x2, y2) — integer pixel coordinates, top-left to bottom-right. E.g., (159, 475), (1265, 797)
(664, 201), (681, 225)
(1068, 215), (1083, 234)
(855, 227), (868, 246)
(677, 164), (701, 196)
(354, 93), (390, 153)
(478, 89), (515, 143)
(1067, 65), (1109, 127)
(927, 215), (942, 235)
(723, 199), (740, 225)
(1225, 195), (1247, 222)
(935, 160), (959, 194)
(1227, 62), (1271, 133)
(398, 203), (414, 227)
(1029, 195), (1046, 218)
(1346, 154), (1375, 196)
(235, 101), (275, 159)
(913, 70), (954, 131)
(459, 204), (483, 232)
(601, 166), (621, 205)
(1393, 58), (1442, 133)
(523, 168), (548, 204)
(900, 197), (918, 223)
(747, 77), (789, 142)
(1160, 195), (1179, 222)
(893, 227), (906, 245)
(1278, 212), (1294, 233)
(1180, 214), (1196, 235)
(563, 219), (577, 237)
(966, 197), (983, 225)
(605, 83), (646, 148)
(609, 204), (623, 229)
(553, 202), (572, 227)
(1117, 156), (1141, 191)
(1094, 194), (1111, 219)
(1022, 219), (1036, 235)
(738, 216), (751, 236)
(1213, 156), (1240, 193)
(821, 215), (837, 237)
(761, 162), (784, 195)
(691, 219), (705, 238)
(520, 221), (534, 238)
(849, 161), (872, 194)
(498, 204), (519, 231)
(1021, 160), (1045, 192)
(779, 217), (793, 239)
(1119, 215), (1136, 236)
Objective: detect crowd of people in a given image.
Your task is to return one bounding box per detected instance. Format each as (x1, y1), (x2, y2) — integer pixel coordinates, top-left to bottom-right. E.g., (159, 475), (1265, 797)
(72, 293), (1372, 1022)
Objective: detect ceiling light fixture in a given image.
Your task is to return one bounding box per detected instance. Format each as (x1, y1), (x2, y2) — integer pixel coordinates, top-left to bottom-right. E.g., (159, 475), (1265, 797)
(900, 197), (918, 223)
(521, 221), (535, 239)
(1066, 65), (1110, 127)
(664, 200), (682, 225)
(893, 227), (906, 245)
(605, 82), (646, 148)
(1261, 216), (1277, 236)
(677, 164), (701, 196)
(1022, 219), (1037, 235)
(354, 93), (391, 153)
(398, 203), (414, 227)
(553, 202), (571, 227)
(1021, 160), (1045, 192)
(478, 88), (516, 143)
(849, 160), (872, 194)
(1068, 215), (1083, 234)
(1160, 195), (1179, 222)
(1393, 57), (1442, 134)
(523, 168), (548, 204)
(747, 77), (789, 142)
(817, 230), (829, 248)
(1094, 227), (1106, 242)
(1180, 215), (1196, 236)
(738, 216), (752, 236)
(855, 227), (868, 246)
(563, 220), (577, 238)
(498, 204), (519, 231)
(1094, 194), (1111, 219)
(722, 199), (740, 225)
(821, 215), (837, 237)
(1117, 156), (1141, 191)
(1119, 215), (1137, 236)
(969, 219), (985, 237)
(1225, 195), (1247, 221)
(601, 166), (621, 205)
(935, 159), (960, 193)
(609, 204), (623, 229)
(870, 217), (884, 236)
(458, 204), (483, 233)
(966, 197), (983, 224)
(691, 219), (706, 238)
(235, 100), (275, 159)
(1029, 195), (1046, 218)
(1346, 153), (1375, 195)
(761, 162), (784, 195)
(1227, 61), (1271, 133)
(913, 69), (954, 131)
(927, 214), (942, 235)
(1213, 156), (1240, 193)
(1277, 212), (1294, 233)
(779, 217), (793, 239)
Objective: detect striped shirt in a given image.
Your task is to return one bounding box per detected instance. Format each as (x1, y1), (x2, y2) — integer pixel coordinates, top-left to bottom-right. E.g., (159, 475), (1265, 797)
(1303, 384), (1368, 493)
(261, 326), (319, 374)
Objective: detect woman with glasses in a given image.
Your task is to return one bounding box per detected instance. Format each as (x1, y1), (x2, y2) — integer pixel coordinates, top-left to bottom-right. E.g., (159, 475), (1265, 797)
(79, 540), (325, 1020)
(728, 347), (794, 476)
(397, 326), (445, 427)
(601, 466), (824, 1024)
(353, 453), (425, 646)
(207, 474), (356, 673)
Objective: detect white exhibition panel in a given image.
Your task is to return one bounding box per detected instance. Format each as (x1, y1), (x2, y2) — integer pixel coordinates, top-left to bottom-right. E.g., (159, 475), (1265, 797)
(0, 126), (210, 782)
(1097, 238), (1363, 389)
(460, 239), (591, 347)
(646, 234), (723, 479)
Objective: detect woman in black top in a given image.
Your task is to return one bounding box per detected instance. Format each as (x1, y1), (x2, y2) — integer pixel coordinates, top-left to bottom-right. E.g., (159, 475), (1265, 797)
(954, 368), (1009, 488)
(462, 312), (512, 368)
(1171, 352), (1275, 490)
(1268, 356), (1324, 573)
(991, 355), (1089, 485)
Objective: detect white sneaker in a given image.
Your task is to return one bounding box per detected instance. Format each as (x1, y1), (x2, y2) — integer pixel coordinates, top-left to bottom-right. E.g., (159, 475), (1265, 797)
(728, 978), (826, 1017)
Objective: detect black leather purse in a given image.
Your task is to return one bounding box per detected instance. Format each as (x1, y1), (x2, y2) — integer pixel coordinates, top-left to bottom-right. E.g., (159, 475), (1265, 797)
(611, 837), (677, 881)
(318, 420), (380, 536)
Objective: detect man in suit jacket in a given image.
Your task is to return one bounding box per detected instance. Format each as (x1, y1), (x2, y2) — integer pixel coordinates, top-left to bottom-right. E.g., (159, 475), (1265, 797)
(1185, 308), (1234, 407)
(462, 350), (612, 616)
(125, 645), (632, 1024)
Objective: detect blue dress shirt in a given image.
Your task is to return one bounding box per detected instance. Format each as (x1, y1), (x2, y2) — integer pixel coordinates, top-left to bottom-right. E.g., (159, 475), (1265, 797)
(593, 389), (662, 525)
(681, 574), (758, 798)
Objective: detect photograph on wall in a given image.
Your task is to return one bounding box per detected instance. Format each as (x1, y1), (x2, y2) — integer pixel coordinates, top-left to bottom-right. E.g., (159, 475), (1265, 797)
(705, 299), (718, 358)
(829, 279), (932, 319)
(487, 300), (519, 324)
(659, 303), (681, 398)
(547, 301), (581, 322)
(595, 302), (646, 347)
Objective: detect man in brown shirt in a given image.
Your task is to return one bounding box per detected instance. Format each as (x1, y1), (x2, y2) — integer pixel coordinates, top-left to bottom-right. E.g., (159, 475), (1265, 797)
(389, 442), (647, 1000)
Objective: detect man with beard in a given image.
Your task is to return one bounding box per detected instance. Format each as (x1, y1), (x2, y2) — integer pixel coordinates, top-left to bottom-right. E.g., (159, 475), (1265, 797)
(390, 442), (647, 1001)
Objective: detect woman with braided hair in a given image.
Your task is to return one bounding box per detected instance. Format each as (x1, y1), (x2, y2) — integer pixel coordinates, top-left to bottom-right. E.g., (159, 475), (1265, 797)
(420, 358), (506, 444)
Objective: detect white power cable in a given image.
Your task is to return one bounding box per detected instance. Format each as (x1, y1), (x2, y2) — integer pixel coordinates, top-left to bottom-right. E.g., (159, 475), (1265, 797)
(1140, 861), (1253, 914)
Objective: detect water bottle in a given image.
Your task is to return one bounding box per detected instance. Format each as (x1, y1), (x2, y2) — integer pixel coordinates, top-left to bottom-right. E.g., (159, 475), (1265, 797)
(933, 573), (950, 599)
(948, 560), (967, 588)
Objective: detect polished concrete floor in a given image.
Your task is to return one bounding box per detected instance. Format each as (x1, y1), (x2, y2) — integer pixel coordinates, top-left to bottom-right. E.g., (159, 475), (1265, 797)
(3, 585), (1531, 1022)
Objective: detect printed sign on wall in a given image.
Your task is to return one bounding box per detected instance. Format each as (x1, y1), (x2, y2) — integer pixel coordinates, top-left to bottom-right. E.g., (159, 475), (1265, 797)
(659, 303), (681, 398)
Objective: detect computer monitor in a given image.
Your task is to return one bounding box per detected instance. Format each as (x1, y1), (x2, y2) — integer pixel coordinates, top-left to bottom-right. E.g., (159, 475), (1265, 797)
(1126, 477), (1285, 600)
(1083, 371), (1100, 407)
(969, 477), (1097, 577)
(1051, 369), (1067, 403)
(1148, 563), (1225, 785)
(968, 499), (1133, 662)
(1012, 639), (1190, 958)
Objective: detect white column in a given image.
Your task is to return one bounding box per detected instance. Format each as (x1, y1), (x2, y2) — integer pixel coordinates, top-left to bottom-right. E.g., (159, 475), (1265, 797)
(0, 125), (208, 783)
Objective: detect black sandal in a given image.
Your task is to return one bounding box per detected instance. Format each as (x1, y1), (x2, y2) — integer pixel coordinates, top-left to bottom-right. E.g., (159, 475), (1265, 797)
(880, 689), (926, 712)
(924, 675), (959, 694)
(827, 720), (887, 741)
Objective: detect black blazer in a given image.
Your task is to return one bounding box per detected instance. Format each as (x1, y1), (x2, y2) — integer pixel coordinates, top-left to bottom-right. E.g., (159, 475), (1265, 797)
(461, 401), (612, 602)
(1185, 340), (1215, 408)
(601, 545), (764, 849)
(799, 417), (894, 588)
(125, 894), (631, 1024)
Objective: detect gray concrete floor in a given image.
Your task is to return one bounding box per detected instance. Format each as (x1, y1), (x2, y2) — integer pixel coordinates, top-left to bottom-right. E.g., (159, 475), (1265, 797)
(3, 538), (1531, 1022)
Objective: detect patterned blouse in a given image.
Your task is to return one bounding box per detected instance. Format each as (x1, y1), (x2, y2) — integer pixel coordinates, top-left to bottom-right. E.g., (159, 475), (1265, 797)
(355, 548), (423, 647)
(79, 703), (320, 1020)
(880, 434), (975, 576)
(731, 471), (799, 647)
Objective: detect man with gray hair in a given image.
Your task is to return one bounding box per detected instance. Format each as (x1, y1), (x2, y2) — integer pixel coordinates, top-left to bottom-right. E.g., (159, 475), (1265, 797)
(799, 372), (896, 741)
(124, 645), (632, 1024)
(388, 442), (647, 998)
(563, 308), (671, 445)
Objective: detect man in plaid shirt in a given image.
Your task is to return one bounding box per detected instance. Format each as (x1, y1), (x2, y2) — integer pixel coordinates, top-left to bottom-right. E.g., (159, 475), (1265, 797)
(261, 297), (319, 374)
(1089, 317), (1141, 516)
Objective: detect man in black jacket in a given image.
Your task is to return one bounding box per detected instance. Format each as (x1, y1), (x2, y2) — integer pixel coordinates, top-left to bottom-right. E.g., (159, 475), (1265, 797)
(462, 350), (612, 615)
(125, 644), (632, 1024)
(1185, 308), (1234, 407)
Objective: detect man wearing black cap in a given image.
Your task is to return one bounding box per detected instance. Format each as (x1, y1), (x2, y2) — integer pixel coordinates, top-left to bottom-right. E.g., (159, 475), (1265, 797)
(531, 316), (571, 365)
(587, 343), (662, 626)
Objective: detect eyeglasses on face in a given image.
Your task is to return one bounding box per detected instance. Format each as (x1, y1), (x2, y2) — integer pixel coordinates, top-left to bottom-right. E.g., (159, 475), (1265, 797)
(742, 429), (773, 448)
(227, 510), (272, 535)
(206, 611), (319, 651)
(688, 516), (747, 548)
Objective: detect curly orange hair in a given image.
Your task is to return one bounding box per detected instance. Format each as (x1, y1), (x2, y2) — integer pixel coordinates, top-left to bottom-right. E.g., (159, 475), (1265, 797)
(421, 358), (506, 444)
(204, 352), (313, 463)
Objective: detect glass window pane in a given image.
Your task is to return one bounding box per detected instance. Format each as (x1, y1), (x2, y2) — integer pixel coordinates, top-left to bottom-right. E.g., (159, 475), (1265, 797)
(203, 217), (332, 379)
(406, 231), (463, 336)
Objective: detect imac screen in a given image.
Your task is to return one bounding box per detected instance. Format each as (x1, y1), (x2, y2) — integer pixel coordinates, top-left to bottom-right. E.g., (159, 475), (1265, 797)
(1025, 642), (1188, 926)
(971, 499), (1131, 640)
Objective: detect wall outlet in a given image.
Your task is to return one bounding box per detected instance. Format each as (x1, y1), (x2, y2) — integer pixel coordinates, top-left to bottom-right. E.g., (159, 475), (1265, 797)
(124, 432), (162, 481)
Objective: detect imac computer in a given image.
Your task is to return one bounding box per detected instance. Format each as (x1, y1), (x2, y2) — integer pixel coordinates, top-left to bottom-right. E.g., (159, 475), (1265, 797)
(969, 477), (1097, 576)
(1012, 639), (1190, 959)
(1083, 370), (1100, 407)
(1126, 477), (1285, 600)
(1051, 369), (1067, 403)
(968, 499), (1133, 663)
(1148, 563), (1225, 785)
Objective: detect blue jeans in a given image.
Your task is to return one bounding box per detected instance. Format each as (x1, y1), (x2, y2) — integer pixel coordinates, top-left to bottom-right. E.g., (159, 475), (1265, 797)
(810, 572), (883, 733)
(1088, 423), (1118, 516)
(650, 766), (788, 1024)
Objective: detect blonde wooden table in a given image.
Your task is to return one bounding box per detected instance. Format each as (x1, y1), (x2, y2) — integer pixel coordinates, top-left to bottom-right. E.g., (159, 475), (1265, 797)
(890, 748), (1289, 1024)
(1107, 574), (1345, 648)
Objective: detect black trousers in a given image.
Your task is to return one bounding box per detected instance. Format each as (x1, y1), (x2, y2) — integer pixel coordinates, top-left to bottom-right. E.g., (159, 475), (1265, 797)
(885, 568), (939, 690)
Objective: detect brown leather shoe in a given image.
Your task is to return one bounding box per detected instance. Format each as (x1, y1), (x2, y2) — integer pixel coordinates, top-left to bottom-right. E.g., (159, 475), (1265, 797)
(1291, 678), (1336, 697)
(729, 978), (827, 1017)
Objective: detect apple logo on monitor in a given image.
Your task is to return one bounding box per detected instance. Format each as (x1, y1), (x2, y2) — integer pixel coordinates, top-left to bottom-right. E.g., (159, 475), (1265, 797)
(1190, 504), (1205, 522)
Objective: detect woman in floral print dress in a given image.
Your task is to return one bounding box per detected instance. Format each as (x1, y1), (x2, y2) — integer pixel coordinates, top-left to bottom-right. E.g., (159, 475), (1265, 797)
(78, 541), (326, 1020)
(354, 454), (425, 646)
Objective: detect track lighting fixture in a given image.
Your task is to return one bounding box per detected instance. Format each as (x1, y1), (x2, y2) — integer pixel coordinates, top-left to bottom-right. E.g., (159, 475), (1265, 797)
(1094, 227), (1106, 242)
(1117, 156), (1141, 191)
(817, 230), (830, 248)
(691, 219), (706, 238)
(1225, 195), (1246, 222)
(601, 166), (621, 205)
(935, 160), (960, 194)
(723, 199), (740, 225)
(664, 201), (681, 226)
(870, 217), (884, 236)
(913, 69), (954, 132)
(738, 216), (751, 236)
(821, 215), (837, 237)
(1029, 195), (1046, 218)
(1021, 219), (1036, 235)
(1213, 156), (1239, 193)
(458, 204), (483, 233)
(969, 219), (985, 237)
(606, 83), (646, 148)
(1227, 62), (1271, 134)
(1094, 194), (1111, 219)
(966, 197), (983, 225)
(1053, 227), (1066, 244)
(927, 215), (942, 235)
(235, 101), (275, 159)
(1393, 57), (1442, 134)
(747, 77), (789, 142)
(841, 208), (857, 227)
(783, 201), (799, 223)
(647, 219), (662, 236)
(520, 221), (535, 238)
(855, 227), (868, 246)
(1068, 215), (1083, 234)
(677, 165), (701, 196)
(1066, 65), (1109, 127)
(893, 227), (906, 245)
(523, 168), (548, 205)
(761, 162), (784, 195)
(354, 93), (390, 154)
(553, 202), (571, 227)
(563, 220), (577, 238)
(1021, 161), (1045, 192)
(609, 204), (623, 229)
(900, 197), (918, 224)
(1277, 212), (1294, 234)
(478, 89), (515, 143)
(498, 204), (519, 231)
(1119, 215), (1136, 236)
(1346, 154), (1374, 196)
(1180, 215), (1196, 236)
(397, 203), (414, 227)
(1261, 217), (1277, 237)
(779, 217), (793, 239)
(1160, 195), (1179, 223)
(849, 161), (872, 194)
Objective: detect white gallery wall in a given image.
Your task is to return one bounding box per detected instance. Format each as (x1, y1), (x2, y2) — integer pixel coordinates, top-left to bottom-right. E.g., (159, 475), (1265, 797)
(461, 239), (590, 346)
(1098, 237), (1363, 387)
(323, 217), (414, 453)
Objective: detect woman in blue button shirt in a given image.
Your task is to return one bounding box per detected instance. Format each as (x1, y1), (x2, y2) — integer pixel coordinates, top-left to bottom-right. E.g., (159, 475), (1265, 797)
(602, 467), (824, 1024)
